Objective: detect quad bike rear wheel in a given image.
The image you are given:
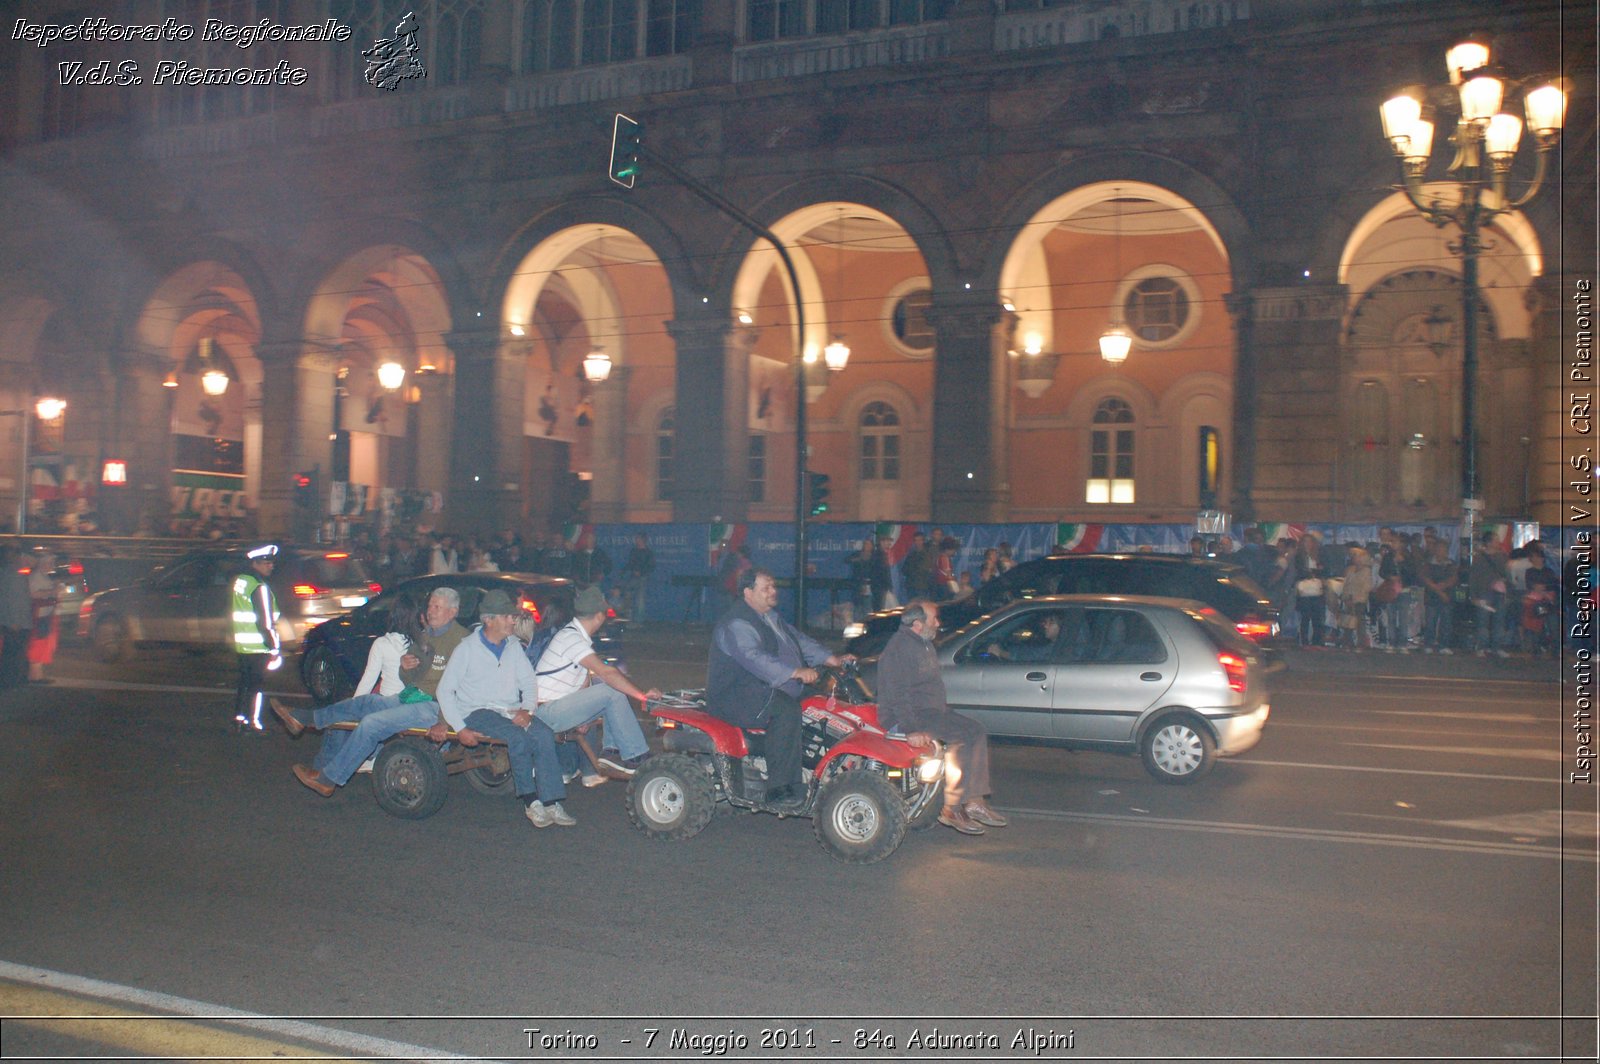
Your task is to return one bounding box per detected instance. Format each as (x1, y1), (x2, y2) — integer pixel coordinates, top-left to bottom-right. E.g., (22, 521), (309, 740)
(627, 753), (715, 841)
(812, 769), (907, 865)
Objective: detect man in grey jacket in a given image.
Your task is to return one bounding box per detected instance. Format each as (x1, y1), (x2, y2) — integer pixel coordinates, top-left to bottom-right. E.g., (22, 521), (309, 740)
(437, 589), (573, 828)
(875, 599), (1006, 836)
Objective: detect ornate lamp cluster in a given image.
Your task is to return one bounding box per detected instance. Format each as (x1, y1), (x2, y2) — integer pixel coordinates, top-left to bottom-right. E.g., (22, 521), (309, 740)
(1377, 34), (1565, 560)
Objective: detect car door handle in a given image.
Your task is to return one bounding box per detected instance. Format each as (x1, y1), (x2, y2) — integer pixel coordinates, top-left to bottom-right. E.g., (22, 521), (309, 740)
(1140, 672), (1163, 682)
(1025, 671), (1048, 682)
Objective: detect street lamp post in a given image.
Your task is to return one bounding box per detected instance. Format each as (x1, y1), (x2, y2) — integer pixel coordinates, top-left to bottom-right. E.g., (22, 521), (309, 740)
(1379, 36), (1565, 562)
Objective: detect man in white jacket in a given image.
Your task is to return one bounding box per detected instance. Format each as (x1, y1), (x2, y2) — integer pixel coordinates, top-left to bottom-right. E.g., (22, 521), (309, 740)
(437, 589), (574, 828)
(276, 588), (466, 797)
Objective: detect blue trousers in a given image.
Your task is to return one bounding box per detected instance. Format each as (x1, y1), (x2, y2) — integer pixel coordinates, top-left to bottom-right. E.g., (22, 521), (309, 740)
(313, 692), (441, 787)
(464, 708), (566, 803)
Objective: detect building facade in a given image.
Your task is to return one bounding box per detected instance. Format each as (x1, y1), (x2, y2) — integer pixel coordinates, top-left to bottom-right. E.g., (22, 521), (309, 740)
(0, 0), (1592, 537)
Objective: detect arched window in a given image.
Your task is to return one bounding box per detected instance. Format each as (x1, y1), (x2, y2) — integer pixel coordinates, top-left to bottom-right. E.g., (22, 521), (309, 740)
(859, 401), (901, 482)
(1399, 377), (1438, 507)
(1350, 380), (1388, 506)
(646, 0), (701, 54)
(655, 407), (675, 502)
(1087, 397), (1135, 504)
(549, 0), (579, 69)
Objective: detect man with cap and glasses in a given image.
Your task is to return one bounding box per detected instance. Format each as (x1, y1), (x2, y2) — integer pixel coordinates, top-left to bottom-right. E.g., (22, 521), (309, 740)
(232, 543), (282, 732)
(530, 584), (660, 781)
(437, 589), (574, 828)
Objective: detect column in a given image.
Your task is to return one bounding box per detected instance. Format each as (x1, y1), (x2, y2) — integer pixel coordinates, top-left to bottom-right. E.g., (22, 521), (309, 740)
(1224, 292), (1258, 523)
(446, 330), (524, 532)
(256, 339), (336, 537)
(928, 295), (1010, 522)
(1241, 285), (1349, 522)
(109, 351), (175, 534)
(588, 364), (632, 523)
(412, 369), (453, 497)
(669, 310), (749, 522)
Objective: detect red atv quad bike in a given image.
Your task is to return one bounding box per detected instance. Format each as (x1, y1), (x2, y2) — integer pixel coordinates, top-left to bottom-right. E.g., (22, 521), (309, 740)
(625, 664), (945, 864)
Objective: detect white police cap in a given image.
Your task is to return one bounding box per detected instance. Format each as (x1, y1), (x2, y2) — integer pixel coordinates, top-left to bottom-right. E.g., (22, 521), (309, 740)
(246, 544), (279, 560)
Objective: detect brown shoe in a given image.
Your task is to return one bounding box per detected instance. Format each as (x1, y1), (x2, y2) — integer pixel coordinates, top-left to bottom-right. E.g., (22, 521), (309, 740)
(937, 804), (985, 835)
(271, 698), (304, 738)
(965, 800), (1009, 828)
(293, 763), (335, 797)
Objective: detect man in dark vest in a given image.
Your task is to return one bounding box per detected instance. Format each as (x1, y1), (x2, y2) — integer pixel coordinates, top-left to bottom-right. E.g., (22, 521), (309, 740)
(707, 567), (845, 809)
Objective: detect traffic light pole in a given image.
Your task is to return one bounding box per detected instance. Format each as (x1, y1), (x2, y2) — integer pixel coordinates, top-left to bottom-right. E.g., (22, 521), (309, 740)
(629, 148), (812, 625)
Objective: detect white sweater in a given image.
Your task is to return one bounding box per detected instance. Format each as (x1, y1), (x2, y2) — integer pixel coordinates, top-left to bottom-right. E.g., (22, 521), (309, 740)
(356, 631), (410, 696)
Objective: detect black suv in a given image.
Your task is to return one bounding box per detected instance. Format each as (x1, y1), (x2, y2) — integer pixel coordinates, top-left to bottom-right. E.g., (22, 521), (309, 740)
(844, 553), (1282, 662)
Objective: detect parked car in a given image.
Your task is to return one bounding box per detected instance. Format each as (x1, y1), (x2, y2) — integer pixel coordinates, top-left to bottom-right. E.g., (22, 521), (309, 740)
(844, 552), (1282, 663)
(79, 547), (380, 661)
(297, 572), (626, 704)
(869, 594), (1272, 783)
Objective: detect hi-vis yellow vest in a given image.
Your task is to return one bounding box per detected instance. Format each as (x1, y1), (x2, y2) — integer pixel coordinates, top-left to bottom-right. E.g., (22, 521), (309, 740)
(231, 573), (277, 654)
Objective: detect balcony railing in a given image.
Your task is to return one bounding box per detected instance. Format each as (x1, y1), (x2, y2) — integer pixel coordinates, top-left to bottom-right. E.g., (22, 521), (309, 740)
(995, 0), (1249, 52)
(733, 23), (951, 83)
(505, 56), (694, 112)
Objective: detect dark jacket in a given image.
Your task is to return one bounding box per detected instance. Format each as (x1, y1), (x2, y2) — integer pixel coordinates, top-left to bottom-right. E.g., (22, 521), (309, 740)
(707, 600), (785, 727)
(874, 626), (948, 732)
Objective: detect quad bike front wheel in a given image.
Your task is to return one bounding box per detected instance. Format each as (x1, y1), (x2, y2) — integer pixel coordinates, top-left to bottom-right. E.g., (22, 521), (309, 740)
(812, 769), (908, 865)
(627, 753), (715, 841)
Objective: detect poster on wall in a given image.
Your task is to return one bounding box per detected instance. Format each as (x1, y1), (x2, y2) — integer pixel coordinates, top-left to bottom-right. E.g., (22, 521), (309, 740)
(171, 470), (248, 520)
(522, 368), (592, 445)
(748, 355), (794, 434)
(337, 374), (407, 438)
(169, 375), (246, 441)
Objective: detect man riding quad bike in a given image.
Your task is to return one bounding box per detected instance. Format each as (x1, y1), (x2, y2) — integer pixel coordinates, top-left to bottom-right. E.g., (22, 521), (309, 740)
(625, 662), (945, 864)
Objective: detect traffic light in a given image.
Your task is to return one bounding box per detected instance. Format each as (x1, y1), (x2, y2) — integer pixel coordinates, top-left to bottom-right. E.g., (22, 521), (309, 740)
(808, 471), (831, 516)
(292, 470), (317, 511)
(609, 113), (642, 188)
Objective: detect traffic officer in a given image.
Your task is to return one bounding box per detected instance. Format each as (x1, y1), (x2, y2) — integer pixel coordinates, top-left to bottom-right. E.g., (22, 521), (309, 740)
(232, 543), (282, 732)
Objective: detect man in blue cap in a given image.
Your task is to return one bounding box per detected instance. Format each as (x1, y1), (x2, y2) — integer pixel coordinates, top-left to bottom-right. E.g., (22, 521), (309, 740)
(232, 543), (281, 732)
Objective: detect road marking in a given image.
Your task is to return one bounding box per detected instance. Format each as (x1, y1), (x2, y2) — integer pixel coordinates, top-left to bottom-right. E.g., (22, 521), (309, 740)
(44, 677), (311, 699)
(1007, 808), (1594, 861)
(1238, 759), (1553, 783)
(1360, 710), (1545, 723)
(1343, 742), (1565, 762)
(0, 961), (493, 1062)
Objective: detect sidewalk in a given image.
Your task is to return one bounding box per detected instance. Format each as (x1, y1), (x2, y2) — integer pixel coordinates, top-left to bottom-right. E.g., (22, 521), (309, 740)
(1276, 644), (1562, 684)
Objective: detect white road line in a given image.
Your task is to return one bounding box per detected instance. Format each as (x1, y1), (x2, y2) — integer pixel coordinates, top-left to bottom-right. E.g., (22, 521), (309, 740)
(1007, 808), (1594, 861)
(1237, 758), (1554, 783)
(43, 677), (311, 699)
(1343, 742), (1565, 762)
(0, 960), (497, 1063)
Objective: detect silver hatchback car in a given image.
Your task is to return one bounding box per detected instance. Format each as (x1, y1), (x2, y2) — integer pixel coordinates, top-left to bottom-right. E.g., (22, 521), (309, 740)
(932, 595), (1271, 783)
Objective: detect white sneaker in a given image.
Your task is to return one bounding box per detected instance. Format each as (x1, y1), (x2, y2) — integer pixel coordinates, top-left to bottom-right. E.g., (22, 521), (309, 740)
(582, 773), (606, 788)
(545, 801), (577, 827)
(357, 757), (376, 774)
(525, 801), (553, 828)
(562, 769), (581, 784)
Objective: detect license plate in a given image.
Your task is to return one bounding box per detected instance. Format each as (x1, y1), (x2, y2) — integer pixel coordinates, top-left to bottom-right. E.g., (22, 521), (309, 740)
(339, 596), (369, 608)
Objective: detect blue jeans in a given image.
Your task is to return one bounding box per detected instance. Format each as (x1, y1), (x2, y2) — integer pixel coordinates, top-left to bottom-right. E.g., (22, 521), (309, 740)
(464, 708), (565, 803)
(312, 692), (441, 787)
(534, 685), (649, 761)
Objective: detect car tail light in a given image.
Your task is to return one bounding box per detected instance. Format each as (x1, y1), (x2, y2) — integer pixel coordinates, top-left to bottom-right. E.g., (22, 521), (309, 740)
(367, 582), (383, 595)
(1235, 617), (1276, 641)
(293, 583), (328, 598)
(67, 562), (84, 576)
(324, 552), (349, 560)
(519, 598), (542, 623)
(606, 607), (616, 619)
(1218, 651), (1248, 694)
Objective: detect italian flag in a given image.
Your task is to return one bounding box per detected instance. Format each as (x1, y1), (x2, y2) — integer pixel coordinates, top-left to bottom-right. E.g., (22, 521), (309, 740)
(874, 522), (920, 565)
(1257, 522), (1306, 546)
(709, 521), (748, 565)
(561, 522), (594, 550)
(1054, 523), (1104, 553)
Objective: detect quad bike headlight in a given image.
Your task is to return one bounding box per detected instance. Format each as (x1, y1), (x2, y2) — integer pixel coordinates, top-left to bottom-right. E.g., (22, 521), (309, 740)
(916, 752), (945, 783)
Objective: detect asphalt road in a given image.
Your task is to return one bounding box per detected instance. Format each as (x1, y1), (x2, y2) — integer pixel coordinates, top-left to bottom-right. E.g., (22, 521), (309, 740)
(0, 633), (1593, 1063)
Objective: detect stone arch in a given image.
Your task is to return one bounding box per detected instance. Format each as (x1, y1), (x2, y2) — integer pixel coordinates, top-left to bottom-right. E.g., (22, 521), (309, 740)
(1336, 187), (1540, 341)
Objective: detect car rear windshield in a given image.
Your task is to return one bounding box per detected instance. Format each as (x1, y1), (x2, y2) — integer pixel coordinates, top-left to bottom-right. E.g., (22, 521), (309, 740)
(289, 553), (372, 587)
